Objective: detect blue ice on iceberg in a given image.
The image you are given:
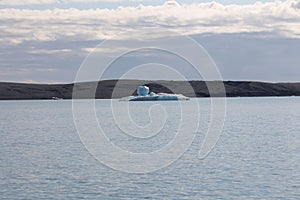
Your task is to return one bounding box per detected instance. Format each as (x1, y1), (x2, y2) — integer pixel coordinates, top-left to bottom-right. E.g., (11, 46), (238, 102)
(137, 86), (150, 96)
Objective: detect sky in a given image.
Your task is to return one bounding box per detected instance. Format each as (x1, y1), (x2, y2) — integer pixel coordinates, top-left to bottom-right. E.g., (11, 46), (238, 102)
(0, 0), (300, 83)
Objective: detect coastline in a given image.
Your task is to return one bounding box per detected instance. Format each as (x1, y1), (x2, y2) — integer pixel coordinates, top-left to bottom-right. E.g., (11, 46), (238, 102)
(1, 80), (300, 100)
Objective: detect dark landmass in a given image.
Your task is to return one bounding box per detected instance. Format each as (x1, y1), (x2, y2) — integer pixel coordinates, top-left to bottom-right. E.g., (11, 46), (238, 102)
(1, 80), (300, 100)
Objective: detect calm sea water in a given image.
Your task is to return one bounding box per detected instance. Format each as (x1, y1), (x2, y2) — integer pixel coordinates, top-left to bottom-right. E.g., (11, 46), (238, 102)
(0, 97), (299, 199)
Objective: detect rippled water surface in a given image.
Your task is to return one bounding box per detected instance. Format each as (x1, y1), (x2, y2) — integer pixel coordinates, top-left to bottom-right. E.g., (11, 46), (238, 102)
(1, 97), (300, 199)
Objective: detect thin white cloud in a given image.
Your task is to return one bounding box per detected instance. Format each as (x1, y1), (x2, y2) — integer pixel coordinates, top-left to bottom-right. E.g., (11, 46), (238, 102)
(28, 48), (72, 54)
(0, 0), (300, 45)
(0, 0), (56, 6)
(66, 0), (144, 2)
(0, 0), (144, 6)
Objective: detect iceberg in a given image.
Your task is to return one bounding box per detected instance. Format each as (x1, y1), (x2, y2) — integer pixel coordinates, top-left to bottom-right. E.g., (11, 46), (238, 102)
(122, 85), (189, 101)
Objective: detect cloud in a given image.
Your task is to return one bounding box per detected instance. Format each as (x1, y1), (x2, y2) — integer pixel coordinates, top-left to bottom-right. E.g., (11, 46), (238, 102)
(0, 0), (300, 45)
(0, 0), (56, 6)
(0, 0), (144, 6)
(66, 0), (144, 2)
(27, 48), (72, 54)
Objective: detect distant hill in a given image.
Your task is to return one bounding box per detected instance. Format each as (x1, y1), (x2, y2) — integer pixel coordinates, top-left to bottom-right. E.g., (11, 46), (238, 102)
(0, 80), (300, 100)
